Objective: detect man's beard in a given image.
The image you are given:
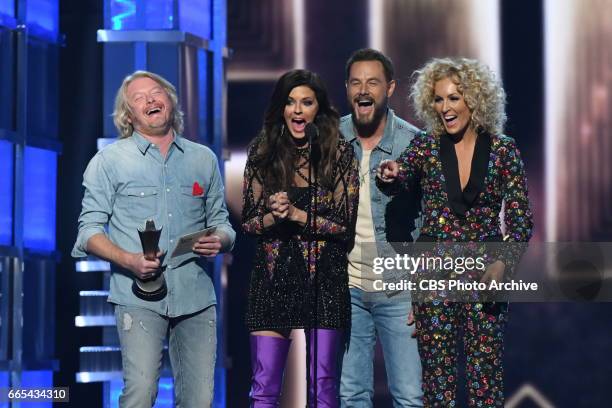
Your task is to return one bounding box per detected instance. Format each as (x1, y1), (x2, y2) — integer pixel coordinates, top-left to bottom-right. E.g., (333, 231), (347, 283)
(351, 101), (387, 138)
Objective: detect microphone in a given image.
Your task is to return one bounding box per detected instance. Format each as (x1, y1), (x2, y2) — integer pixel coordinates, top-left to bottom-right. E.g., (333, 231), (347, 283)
(305, 122), (321, 167)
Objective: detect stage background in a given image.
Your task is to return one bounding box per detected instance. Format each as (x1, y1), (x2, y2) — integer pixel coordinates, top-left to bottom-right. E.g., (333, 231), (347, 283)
(46, 0), (612, 406)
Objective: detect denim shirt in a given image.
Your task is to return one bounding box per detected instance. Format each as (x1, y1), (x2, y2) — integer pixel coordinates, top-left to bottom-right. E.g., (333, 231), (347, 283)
(72, 132), (236, 317)
(340, 109), (422, 244)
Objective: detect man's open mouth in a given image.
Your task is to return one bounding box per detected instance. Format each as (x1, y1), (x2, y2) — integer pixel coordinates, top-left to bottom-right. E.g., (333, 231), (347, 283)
(356, 98), (374, 108)
(355, 97), (375, 116)
(146, 106), (163, 116)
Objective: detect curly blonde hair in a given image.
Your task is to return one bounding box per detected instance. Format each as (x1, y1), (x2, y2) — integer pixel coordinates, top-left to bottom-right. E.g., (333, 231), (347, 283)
(113, 71), (184, 139)
(410, 57), (506, 136)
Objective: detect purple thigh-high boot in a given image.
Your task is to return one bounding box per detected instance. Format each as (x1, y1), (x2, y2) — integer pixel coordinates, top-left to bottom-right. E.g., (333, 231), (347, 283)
(307, 329), (343, 408)
(249, 335), (292, 407)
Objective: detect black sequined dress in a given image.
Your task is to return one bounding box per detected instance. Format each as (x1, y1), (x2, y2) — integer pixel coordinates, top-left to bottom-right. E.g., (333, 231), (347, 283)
(242, 138), (359, 331)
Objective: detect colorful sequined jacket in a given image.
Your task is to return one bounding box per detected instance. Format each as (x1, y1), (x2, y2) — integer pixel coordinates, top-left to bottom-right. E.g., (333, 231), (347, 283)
(381, 131), (533, 244)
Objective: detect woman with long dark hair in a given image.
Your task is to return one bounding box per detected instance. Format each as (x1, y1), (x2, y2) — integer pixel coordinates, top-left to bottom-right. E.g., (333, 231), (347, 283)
(378, 58), (533, 407)
(242, 69), (359, 407)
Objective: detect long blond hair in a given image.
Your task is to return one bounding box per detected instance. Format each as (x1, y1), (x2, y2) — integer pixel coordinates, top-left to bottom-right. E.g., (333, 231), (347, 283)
(112, 71), (184, 138)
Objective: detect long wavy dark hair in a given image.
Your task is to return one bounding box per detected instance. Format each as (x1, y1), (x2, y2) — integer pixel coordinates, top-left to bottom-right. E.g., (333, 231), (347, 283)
(250, 69), (340, 192)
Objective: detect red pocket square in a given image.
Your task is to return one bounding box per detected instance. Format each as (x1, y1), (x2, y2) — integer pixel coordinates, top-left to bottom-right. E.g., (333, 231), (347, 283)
(192, 182), (204, 196)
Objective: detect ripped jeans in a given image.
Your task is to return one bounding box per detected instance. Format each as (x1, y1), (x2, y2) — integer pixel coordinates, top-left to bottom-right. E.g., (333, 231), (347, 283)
(114, 304), (217, 408)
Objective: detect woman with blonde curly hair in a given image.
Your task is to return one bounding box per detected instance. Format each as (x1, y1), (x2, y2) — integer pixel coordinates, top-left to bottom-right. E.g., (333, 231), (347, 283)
(378, 57), (533, 407)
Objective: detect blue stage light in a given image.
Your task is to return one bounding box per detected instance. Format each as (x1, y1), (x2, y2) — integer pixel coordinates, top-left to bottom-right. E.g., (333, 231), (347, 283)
(108, 0), (174, 31)
(110, 0), (136, 30)
(23, 147), (57, 252)
(21, 371), (53, 408)
(0, 140), (12, 246)
(25, 0), (59, 39)
(106, 0), (211, 39)
(179, 0), (211, 39)
(0, 0), (13, 19)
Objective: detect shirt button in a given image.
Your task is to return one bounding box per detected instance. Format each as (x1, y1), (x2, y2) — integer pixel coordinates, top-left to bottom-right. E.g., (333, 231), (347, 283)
(170, 239), (174, 243)
(140, 192), (144, 196)
(169, 213), (172, 217)
(166, 188), (170, 192)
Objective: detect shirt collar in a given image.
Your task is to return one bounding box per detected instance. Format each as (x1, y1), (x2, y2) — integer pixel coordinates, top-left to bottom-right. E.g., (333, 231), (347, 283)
(343, 120), (359, 144)
(376, 109), (396, 154)
(131, 131), (185, 154)
(172, 134), (185, 152)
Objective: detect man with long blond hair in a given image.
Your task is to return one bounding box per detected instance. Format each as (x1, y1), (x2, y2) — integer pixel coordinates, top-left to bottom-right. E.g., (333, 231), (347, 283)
(73, 71), (235, 407)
